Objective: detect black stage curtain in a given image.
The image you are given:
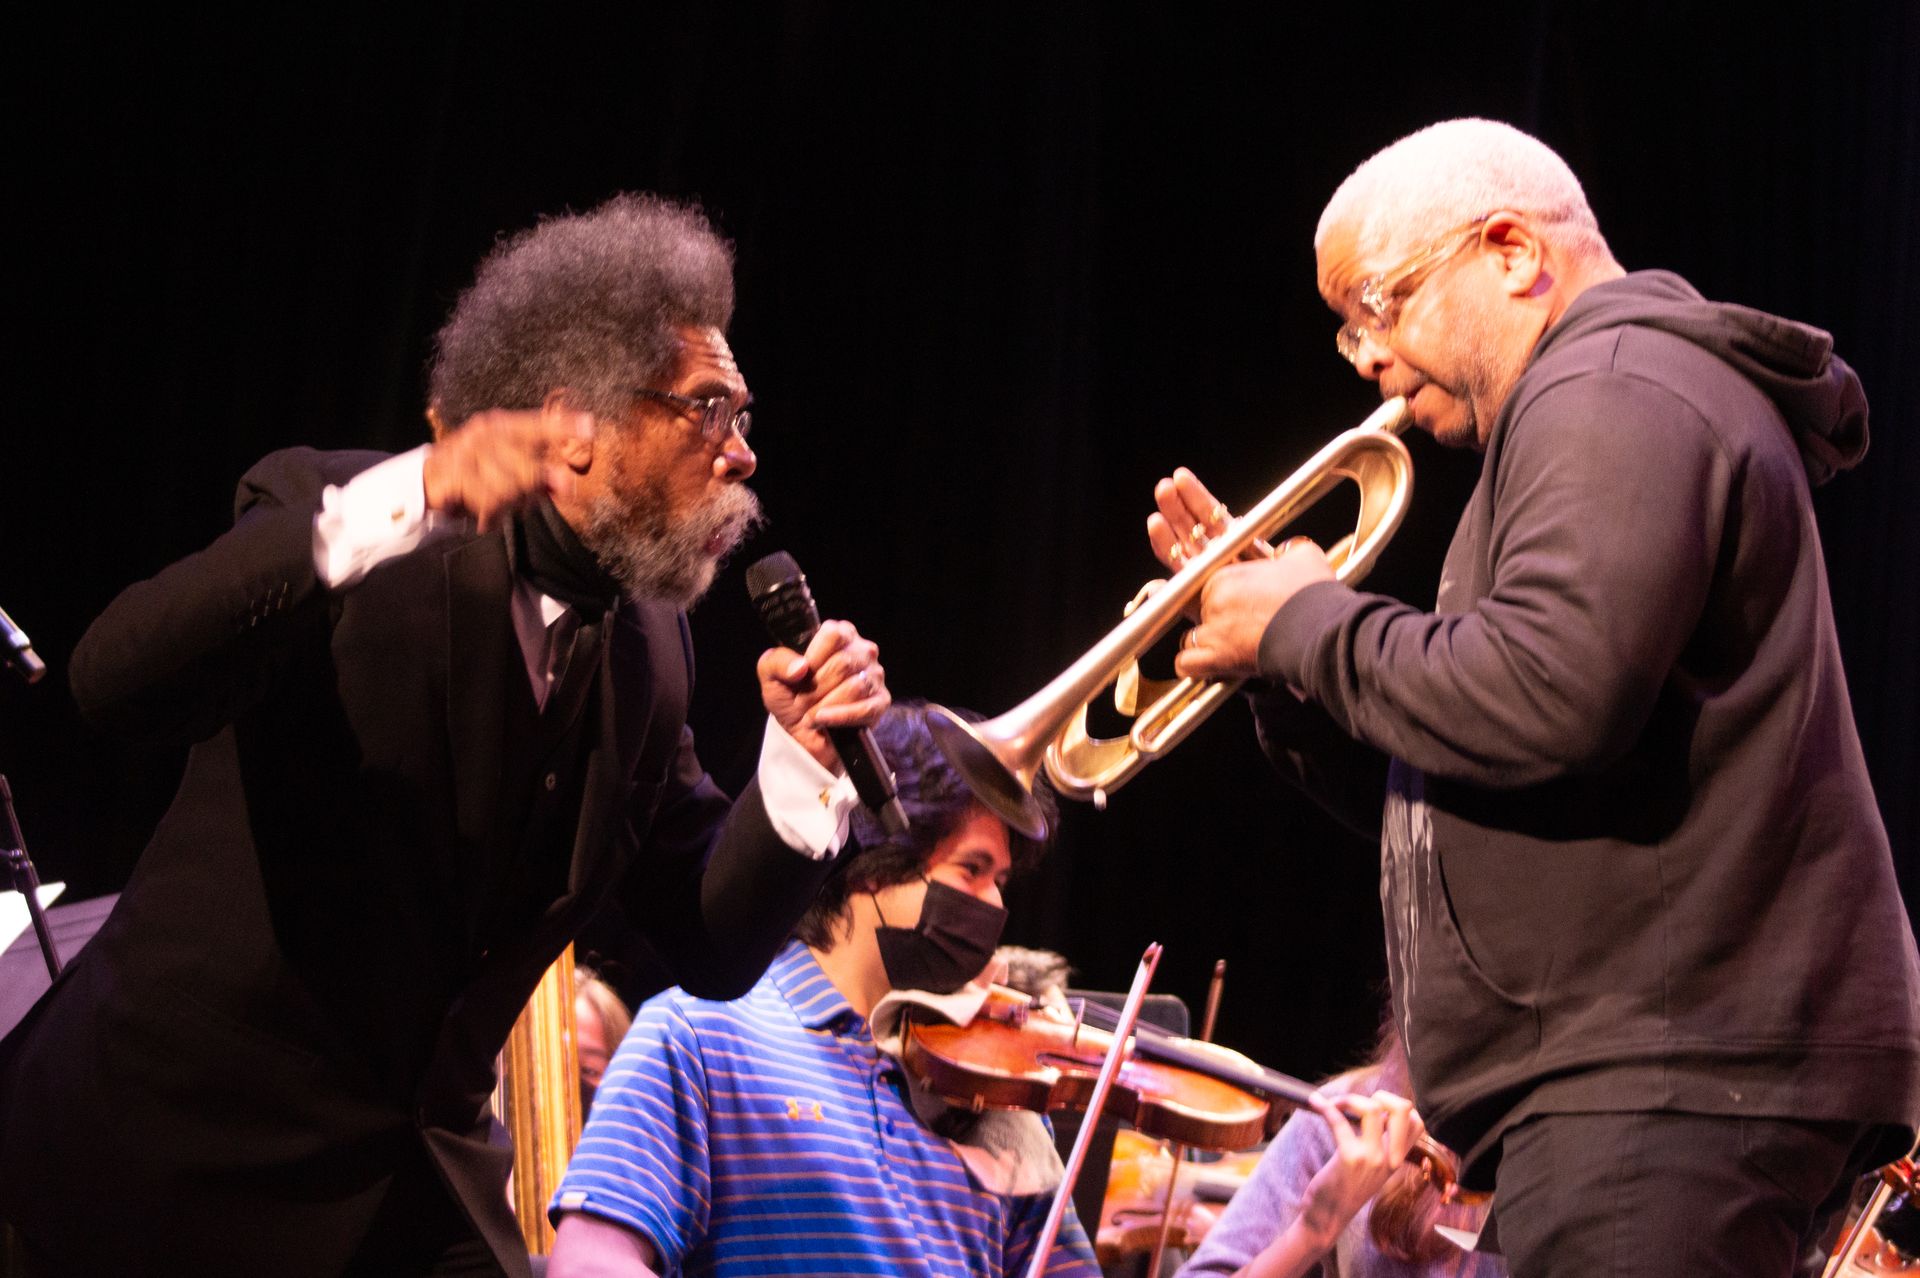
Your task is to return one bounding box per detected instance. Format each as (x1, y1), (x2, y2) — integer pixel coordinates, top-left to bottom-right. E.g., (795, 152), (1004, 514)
(4, 2), (1913, 1079)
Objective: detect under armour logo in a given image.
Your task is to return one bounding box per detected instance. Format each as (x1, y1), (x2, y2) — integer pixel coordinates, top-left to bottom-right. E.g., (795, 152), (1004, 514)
(784, 1097), (825, 1121)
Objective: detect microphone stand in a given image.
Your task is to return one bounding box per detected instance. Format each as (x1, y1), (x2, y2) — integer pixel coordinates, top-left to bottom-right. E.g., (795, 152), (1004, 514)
(1, 775), (62, 980)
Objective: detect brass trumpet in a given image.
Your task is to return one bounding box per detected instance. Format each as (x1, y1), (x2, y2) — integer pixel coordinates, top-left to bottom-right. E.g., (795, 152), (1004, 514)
(929, 397), (1414, 838)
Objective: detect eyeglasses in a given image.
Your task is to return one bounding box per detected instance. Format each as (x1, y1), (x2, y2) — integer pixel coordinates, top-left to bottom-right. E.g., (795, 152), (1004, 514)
(633, 388), (753, 443)
(1334, 217), (1488, 365)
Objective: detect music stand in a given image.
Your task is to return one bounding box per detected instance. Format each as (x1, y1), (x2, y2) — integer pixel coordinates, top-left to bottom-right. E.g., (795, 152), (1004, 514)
(0, 893), (117, 1037)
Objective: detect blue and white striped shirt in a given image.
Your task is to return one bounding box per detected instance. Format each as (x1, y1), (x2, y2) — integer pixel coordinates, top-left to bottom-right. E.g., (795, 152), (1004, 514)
(552, 943), (1100, 1278)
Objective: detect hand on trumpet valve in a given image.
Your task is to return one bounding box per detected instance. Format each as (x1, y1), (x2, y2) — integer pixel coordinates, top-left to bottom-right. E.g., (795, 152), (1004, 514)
(1148, 468), (1237, 571)
(1171, 541), (1334, 682)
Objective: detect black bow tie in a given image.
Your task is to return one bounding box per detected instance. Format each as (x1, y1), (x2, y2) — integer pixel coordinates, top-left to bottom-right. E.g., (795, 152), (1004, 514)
(508, 496), (622, 617)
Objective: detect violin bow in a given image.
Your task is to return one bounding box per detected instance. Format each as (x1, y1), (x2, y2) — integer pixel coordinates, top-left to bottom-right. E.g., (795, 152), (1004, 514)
(1144, 958), (1228, 1276)
(1025, 942), (1163, 1278)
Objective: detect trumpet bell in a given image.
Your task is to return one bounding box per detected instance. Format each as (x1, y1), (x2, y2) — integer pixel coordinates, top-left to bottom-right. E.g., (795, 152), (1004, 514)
(926, 705), (1054, 839)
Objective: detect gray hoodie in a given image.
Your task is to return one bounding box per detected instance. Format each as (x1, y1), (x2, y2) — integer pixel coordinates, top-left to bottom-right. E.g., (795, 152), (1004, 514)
(1255, 270), (1920, 1187)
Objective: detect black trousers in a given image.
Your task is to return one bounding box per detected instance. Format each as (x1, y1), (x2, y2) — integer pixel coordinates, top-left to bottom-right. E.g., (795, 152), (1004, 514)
(1489, 1111), (1884, 1278)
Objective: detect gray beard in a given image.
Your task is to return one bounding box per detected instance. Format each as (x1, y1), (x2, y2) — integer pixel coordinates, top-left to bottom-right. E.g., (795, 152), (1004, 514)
(1431, 297), (1525, 449)
(578, 481), (764, 610)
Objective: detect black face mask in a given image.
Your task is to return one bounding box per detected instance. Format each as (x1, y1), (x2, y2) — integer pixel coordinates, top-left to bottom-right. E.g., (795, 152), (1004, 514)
(873, 880), (1008, 995)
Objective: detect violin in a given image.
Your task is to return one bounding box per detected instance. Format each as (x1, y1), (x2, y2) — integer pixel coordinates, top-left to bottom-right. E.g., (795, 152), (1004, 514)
(1840, 1229), (1919, 1276)
(900, 985), (1462, 1195)
(1827, 1157), (1920, 1277)
(903, 985), (1270, 1151)
(1094, 1129), (1253, 1265)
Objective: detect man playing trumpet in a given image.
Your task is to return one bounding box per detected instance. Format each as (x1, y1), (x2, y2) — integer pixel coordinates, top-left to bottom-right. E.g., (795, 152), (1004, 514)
(1149, 119), (1920, 1277)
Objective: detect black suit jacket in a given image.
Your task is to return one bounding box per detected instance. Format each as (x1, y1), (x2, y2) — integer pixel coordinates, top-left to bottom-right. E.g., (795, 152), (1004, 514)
(0, 449), (832, 1276)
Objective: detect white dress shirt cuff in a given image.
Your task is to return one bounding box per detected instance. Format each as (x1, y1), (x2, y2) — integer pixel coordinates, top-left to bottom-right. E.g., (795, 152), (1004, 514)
(312, 445), (450, 589)
(758, 717), (858, 860)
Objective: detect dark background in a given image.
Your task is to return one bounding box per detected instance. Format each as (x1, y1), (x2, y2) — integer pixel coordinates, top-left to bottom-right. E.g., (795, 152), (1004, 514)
(3, 3), (1915, 1082)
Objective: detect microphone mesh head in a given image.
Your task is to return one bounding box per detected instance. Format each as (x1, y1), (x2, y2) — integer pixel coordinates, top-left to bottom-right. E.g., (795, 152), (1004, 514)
(745, 551), (803, 601)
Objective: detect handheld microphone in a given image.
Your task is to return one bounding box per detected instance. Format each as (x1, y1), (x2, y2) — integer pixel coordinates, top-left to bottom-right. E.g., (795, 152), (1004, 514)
(745, 553), (908, 835)
(0, 604), (46, 685)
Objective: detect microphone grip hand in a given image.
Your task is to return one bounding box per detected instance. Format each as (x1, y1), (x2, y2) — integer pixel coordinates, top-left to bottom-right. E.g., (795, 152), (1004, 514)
(747, 553), (905, 833)
(753, 622), (894, 798)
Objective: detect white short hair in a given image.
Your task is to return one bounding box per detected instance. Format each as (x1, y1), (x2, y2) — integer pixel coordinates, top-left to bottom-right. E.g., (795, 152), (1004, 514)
(1316, 118), (1610, 262)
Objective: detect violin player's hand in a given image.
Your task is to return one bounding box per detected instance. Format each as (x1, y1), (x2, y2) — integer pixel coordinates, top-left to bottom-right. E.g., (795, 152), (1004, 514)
(1235, 1090), (1426, 1278)
(1295, 1090), (1424, 1252)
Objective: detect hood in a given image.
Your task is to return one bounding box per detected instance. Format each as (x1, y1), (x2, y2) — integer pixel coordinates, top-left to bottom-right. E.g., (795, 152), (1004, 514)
(1533, 270), (1869, 485)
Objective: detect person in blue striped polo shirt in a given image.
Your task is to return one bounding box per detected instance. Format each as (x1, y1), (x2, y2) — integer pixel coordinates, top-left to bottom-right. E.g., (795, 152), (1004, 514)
(547, 702), (1100, 1278)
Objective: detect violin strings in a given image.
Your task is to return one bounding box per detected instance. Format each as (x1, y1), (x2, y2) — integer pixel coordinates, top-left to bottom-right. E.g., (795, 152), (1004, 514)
(1062, 997), (1318, 1108)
